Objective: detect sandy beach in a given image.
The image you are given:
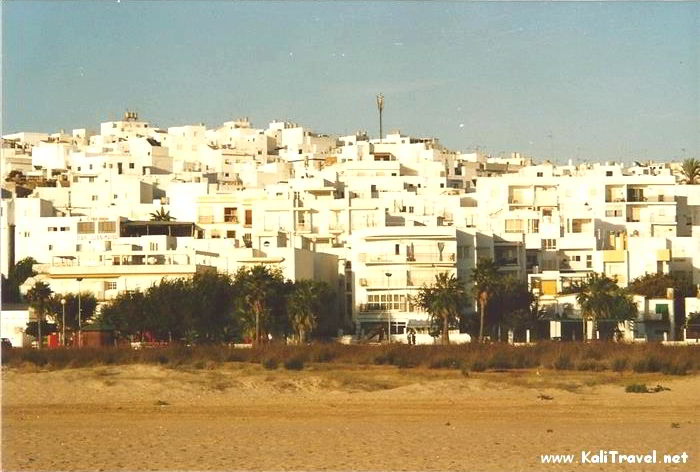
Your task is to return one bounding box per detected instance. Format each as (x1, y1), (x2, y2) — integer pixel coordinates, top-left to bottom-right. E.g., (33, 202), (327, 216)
(2, 363), (699, 471)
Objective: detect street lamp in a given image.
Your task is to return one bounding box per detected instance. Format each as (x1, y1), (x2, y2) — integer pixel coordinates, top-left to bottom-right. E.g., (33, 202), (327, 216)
(376, 93), (384, 143)
(60, 298), (66, 347)
(77, 278), (83, 348)
(385, 272), (392, 343)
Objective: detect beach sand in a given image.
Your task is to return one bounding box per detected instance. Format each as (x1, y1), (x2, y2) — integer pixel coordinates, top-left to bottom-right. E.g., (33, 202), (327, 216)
(2, 363), (699, 471)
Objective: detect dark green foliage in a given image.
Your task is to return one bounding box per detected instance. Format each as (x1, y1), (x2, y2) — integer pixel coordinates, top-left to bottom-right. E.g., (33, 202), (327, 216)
(1, 257), (38, 305)
(553, 354), (573, 370)
(283, 357), (305, 370)
(414, 272), (469, 344)
(576, 360), (607, 372)
(612, 358), (628, 372)
(262, 358), (279, 370)
(470, 360), (487, 372)
(24, 320), (58, 338)
(626, 383), (649, 393)
(47, 292), (98, 331)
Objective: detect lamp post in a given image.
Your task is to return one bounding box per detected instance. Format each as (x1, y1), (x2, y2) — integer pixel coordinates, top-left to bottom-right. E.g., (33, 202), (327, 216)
(376, 93), (384, 143)
(385, 272), (392, 343)
(77, 278), (83, 348)
(61, 298), (66, 347)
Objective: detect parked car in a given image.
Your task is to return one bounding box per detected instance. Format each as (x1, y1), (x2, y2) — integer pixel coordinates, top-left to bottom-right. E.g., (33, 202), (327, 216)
(1, 338), (12, 349)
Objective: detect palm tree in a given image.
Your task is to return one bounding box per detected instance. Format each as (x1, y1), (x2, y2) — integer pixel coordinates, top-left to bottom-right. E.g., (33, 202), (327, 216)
(25, 281), (53, 348)
(575, 273), (636, 341)
(237, 266), (285, 345)
(680, 159), (700, 184)
(149, 207), (175, 221)
(287, 280), (320, 343)
(470, 259), (501, 342)
(414, 272), (468, 344)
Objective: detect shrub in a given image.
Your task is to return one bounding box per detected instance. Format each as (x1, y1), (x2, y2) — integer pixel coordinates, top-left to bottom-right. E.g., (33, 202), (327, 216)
(487, 352), (513, 370)
(662, 360), (690, 376)
(633, 356), (666, 373)
(576, 360), (607, 372)
(429, 356), (461, 369)
(283, 357), (304, 371)
(553, 354), (573, 370)
(262, 358), (278, 370)
(471, 360), (487, 372)
(612, 358), (628, 372)
(625, 383), (648, 393)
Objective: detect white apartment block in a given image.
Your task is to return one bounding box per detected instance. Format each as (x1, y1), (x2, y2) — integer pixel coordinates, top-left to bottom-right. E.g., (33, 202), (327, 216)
(3, 112), (699, 343)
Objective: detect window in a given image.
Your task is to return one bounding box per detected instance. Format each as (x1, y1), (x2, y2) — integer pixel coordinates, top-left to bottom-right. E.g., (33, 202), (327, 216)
(77, 222), (95, 234)
(48, 227), (57, 232)
(505, 219), (524, 233)
(76, 244), (82, 252)
(211, 231), (221, 239)
(395, 244), (400, 255)
(606, 171), (613, 176)
(91, 195), (98, 201)
(537, 172), (543, 177)
(104, 281), (117, 291)
(48, 244), (53, 251)
(98, 221), (116, 233)
(60, 227), (69, 231)
(129, 163), (135, 169)
(224, 207), (238, 223)
(245, 209), (253, 226)
(542, 239), (557, 250)
(226, 230), (236, 238)
(586, 255), (592, 269)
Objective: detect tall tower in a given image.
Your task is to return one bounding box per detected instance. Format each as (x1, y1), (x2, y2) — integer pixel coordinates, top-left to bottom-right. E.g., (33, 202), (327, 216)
(376, 93), (384, 143)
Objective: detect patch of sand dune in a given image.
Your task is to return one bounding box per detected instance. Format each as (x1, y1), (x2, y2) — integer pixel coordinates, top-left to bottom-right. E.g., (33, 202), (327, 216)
(3, 364), (699, 471)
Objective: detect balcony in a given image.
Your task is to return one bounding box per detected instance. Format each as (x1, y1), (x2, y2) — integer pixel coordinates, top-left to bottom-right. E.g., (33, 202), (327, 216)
(223, 216), (239, 224)
(198, 216), (214, 224)
(361, 252), (456, 264)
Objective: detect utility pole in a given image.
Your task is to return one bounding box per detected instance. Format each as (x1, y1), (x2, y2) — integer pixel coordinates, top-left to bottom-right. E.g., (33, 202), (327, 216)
(376, 93), (384, 143)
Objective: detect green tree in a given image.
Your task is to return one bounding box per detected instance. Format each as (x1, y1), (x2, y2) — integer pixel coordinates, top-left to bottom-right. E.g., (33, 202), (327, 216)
(414, 272), (469, 344)
(680, 158), (700, 184)
(234, 266), (288, 345)
(25, 281), (53, 348)
(99, 290), (147, 341)
(149, 207), (175, 221)
(190, 271), (238, 343)
(143, 278), (193, 342)
(576, 273), (637, 341)
(48, 292), (97, 334)
(470, 259), (501, 342)
(491, 277), (536, 340)
(287, 280), (333, 343)
(2, 257), (38, 305)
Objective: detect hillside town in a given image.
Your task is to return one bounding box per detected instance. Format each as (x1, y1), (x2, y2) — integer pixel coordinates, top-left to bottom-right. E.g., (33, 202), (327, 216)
(2, 111), (699, 347)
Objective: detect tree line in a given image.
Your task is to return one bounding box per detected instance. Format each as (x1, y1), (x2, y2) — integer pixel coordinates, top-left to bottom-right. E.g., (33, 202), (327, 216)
(99, 267), (336, 345)
(416, 260), (695, 343)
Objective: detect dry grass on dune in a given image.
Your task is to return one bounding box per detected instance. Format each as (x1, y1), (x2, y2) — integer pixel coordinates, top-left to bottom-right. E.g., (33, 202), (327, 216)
(3, 341), (699, 376)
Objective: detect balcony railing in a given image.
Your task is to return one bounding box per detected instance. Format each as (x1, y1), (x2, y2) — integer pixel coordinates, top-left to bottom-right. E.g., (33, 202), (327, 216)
(361, 252), (456, 264)
(198, 216), (214, 224)
(223, 216), (239, 223)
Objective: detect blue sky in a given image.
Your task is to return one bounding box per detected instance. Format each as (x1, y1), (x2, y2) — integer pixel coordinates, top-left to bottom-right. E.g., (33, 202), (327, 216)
(2, 1), (698, 162)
